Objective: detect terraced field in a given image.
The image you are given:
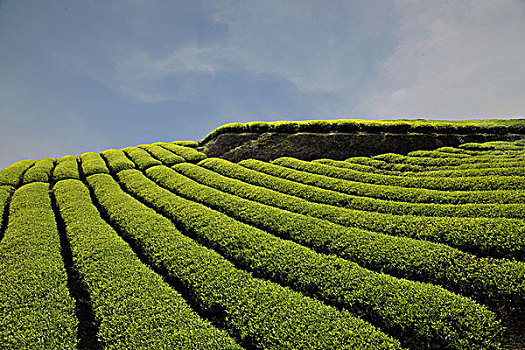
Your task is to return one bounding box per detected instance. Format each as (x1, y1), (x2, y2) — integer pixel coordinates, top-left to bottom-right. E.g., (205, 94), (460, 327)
(0, 138), (524, 349)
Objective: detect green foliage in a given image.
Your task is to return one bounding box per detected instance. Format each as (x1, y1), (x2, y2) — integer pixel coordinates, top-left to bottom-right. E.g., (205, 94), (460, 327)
(238, 159), (525, 259)
(159, 142), (207, 162)
(138, 144), (186, 166)
(100, 149), (135, 173)
(373, 152), (525, 168)
(168, 140), (199, 147)
(0, 182), (77, 349)
(346, 156), (426, 172)
(274, 157), (525, 191)
(200, 118), (525, 144)
(148, 164), (502, 349)
(122, 146), (162, 170)
(321, 157), (525, 178)
(181, 160), (525, 305)
(80, 152), (109, 176)
(241, 159), (525, 205)
(52, 155), (80, 181)
(0, 159), (36, 186)
(90, 171), (402, 350)
(459, 140), (525, 151)
(21, 158), (55, 184)
(53, 179), (240, 349)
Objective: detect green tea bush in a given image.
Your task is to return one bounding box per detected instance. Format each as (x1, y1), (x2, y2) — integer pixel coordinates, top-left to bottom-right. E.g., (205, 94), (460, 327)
(0, 159), (36, 186)
(177, 161), (525, 305)
(275, 157), (525, 191)
(89, 171), (402, 350)
(54, 179), (240, 349)
(52, 155), (79, 181)
(145, 165), (503, 349)
(100, 149), (135, 173)
(241, 159), (525, 205)
(159, 142), (207, 162)
(0, 182), (77, 349)
(320, 158), (525, 178)
(21, 158), (55, 184)
(80, 152), (109, 176)
(122, 147), (162, 170)
(138, 144), (185, 165)
(374, 153), (525, 168)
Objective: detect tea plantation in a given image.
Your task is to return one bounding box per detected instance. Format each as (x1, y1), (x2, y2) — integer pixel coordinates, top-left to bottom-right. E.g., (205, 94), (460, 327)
(0, 122), (524, 349)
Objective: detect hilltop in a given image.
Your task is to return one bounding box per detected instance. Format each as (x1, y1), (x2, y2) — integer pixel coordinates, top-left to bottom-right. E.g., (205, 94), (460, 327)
(200, 119), (525, 161)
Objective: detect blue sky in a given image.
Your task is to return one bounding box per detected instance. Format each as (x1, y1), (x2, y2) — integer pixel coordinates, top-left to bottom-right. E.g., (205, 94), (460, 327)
(1, 0), (524, 168)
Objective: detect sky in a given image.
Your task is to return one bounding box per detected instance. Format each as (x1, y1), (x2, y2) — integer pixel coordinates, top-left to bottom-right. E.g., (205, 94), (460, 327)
(1, 0), (524, 169)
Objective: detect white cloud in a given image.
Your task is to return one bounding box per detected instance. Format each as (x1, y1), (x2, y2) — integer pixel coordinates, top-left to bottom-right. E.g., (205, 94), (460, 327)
(353, 0), (525, 118)
(109, 0), (396, 110)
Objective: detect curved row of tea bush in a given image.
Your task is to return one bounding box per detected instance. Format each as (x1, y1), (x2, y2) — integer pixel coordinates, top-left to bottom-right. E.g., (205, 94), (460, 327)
(122, 147), (162, 170)
(100, 149), (135, 173)
(344, 154), (525, 174)
(157, 142), (207, 162)
(22, 158), (55, 184)
(52, 155), (79, 181)
(138, 144), (185, 165)
(53, 179), (240, 349)
(373, 153), (525, 168)
(174, 161), (525, 305)
(240, 160), (525, 259)
(143, 165), (502, 350)
(459, 140), (525, 151)
(240, 159), (525, 205)
(0, 182), (77, 349)
(0, 159), (36, 186)
(87, 171), (401, 350)
(80, 152), (109, 176)
(318, 158), (525, 178)
(200, 159), (525, 220)
(408, 143), (525, 157)
(407, 149), (472, 158)
(274, 157), (525, 191)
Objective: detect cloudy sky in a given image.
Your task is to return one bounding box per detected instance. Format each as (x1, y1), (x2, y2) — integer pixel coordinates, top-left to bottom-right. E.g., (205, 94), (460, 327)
(1, 0), (524, 168)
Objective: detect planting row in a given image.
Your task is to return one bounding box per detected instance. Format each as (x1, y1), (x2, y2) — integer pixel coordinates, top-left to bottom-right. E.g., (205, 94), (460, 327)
(174, 161), (525, 305)
(240, 159), (525, 205)
(239, 160), (525, 259)
(53, 179), (240, 349)
(87, 172), (401, 350)
(0, 183), (77, 349)
(459, 140), (525, 151)
(80, 152), (109, 176)
(155, 142), (207, 162)
(52, 155), (79, 181)
(118, 167), (501, 350)
(318, 158), (525, 178)
(137, 144), (185, 165)
(344, 154), (525, 175)
(372, 152), (525, 168)
(22, 158), (55, 184)
(123, 147), (162, 170)
(0, 159), (36, 186)
(0, 141), (205, 189)
(274, 157), (525, 191)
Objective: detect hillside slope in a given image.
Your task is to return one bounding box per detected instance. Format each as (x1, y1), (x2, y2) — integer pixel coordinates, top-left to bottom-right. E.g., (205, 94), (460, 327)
(0, 121), (524, 349)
